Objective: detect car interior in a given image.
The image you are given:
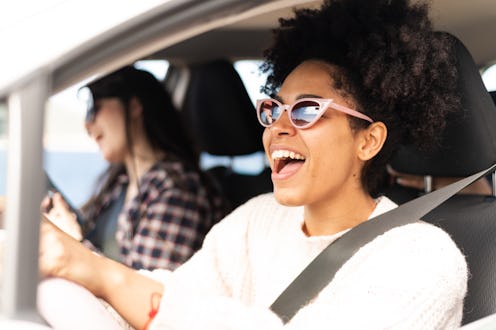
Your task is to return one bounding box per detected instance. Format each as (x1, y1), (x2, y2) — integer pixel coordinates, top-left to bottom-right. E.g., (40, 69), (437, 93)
(167, 30), (496, 326)
(157, 28), (496, 327)
(1, 0), (496, 328)
(154, 28), (496, 326)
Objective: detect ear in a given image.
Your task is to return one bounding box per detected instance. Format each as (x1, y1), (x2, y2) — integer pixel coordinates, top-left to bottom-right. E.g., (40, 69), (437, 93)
(356, 121), (387, 161)
(129, 96), (143, 119)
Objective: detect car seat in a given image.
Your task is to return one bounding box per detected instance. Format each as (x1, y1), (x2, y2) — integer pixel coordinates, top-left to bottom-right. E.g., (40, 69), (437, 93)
(384, 32), (496, 325)
(181, 59), (272, 210)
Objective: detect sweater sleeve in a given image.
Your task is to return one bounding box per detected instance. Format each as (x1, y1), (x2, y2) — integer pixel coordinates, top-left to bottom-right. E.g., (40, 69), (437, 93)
(149, 207), (467, 329)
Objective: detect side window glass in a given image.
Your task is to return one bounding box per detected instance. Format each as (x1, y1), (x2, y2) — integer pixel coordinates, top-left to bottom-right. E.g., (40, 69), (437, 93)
(234, 60), (268, 105)
(45, 83), (107, 207)
(134, 59), (169, 81)
(482, 63), (496, 92)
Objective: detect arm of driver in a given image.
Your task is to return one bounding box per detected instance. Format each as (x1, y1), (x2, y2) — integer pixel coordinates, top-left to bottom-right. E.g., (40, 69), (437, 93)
(39, 217), (163, 330)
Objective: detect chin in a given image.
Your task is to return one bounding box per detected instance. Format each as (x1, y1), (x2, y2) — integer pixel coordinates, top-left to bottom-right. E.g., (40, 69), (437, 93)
(273, 188), (305, 207)
(103, 153), (120, 163)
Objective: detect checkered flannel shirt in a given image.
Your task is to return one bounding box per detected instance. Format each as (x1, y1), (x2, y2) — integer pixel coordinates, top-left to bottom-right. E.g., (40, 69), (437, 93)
(83, 158), (226, 271)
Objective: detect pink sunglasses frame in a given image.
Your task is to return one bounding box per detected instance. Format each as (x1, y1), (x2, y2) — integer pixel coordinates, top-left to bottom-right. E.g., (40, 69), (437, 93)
(256, 97), (373, 129)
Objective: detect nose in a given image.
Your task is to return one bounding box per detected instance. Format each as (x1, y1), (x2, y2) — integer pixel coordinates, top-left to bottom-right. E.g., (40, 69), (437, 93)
(270, 109), (297, 136)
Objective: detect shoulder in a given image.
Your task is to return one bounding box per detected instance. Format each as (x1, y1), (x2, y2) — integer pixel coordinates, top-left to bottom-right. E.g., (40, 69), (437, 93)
(379, 221), (465, 261)
(342, 221), (468, 298)
(366, 196), (466, 279)
(370, 222), (466, 271)
(301, 221), (467, 328)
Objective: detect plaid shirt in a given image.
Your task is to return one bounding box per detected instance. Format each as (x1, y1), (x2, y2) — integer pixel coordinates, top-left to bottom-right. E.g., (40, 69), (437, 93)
(83, 158), (226, 271)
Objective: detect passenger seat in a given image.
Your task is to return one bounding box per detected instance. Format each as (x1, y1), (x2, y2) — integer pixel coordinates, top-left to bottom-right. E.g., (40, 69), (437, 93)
(181, 59), (272, 210)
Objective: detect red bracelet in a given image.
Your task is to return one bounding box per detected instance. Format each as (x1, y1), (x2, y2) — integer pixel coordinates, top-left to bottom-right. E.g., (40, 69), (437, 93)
(141, 292), (162, 330)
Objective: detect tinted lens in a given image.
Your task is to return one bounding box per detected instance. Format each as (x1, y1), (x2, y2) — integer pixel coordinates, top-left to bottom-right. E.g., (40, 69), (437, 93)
(85, 107), (96, 123)
(291, 100), (321, 127)
(259, 100), (283, 126)
(79, 87), (95, 123)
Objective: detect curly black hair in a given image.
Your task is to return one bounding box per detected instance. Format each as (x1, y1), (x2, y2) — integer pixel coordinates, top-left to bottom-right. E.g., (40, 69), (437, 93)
(261, 0), (460, 195)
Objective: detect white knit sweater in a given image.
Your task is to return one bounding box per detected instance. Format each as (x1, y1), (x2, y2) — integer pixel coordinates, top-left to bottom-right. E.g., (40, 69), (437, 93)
(147, 193), (467, 330)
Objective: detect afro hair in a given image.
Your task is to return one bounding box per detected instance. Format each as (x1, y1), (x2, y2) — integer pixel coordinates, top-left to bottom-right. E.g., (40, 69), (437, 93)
(261, 0), (460, 195)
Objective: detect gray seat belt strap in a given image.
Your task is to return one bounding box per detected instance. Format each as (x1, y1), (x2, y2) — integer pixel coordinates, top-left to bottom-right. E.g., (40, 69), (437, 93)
(270, 163), (496, 323)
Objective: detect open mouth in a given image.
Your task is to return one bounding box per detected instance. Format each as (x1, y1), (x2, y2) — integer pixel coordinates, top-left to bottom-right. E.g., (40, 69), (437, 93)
(272, 150), (306, 174)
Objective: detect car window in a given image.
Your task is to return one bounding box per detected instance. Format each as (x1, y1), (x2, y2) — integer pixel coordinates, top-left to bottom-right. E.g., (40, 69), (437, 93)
(482, 63), (496, 92)
(44, 82), (106, 207)
(134, 59), (169, 81)
(234, 60), (267, 105)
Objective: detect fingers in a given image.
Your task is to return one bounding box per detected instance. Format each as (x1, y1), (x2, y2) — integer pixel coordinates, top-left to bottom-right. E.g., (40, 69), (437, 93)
(47, 194), (73, 219)
(43, 209), (83, 242)
(52, 192), (69, 209)
(40, 194), (53, 213)
(41, 213), (63, 231)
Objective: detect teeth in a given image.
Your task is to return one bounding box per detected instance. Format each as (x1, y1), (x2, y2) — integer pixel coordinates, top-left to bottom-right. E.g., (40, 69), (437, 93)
(271, 150), (305, 160)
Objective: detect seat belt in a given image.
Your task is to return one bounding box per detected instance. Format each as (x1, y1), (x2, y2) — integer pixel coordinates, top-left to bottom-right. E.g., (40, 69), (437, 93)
(270, 163), (496, 323)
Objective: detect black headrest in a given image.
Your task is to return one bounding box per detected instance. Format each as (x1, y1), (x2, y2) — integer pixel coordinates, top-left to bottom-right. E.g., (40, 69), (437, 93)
(182, 59), (264, 156)
(389, 33), (496, 176)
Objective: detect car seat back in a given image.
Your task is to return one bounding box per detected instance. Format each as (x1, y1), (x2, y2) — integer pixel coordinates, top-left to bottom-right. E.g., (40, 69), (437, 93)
(182, 59), (272, 209)
(385, 32), (496, 325)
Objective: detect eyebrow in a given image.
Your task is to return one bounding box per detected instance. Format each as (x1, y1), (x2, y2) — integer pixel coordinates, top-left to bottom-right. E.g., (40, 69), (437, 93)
(297, 94), (323, 100)
(273, 94), (323, 103)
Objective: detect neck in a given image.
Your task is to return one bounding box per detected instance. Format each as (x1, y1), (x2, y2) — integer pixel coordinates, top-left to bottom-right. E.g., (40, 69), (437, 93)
(302, 189), (377, 237)
(124, 141), (164, 185)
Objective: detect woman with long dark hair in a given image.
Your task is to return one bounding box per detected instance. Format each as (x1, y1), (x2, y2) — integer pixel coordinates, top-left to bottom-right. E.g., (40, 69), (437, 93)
(45, 66), (227, 271)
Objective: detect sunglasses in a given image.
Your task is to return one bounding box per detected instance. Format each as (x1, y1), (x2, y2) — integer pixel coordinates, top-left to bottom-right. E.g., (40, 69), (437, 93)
(256, 98), (373, 129)
(85, 105), (98, 124)
(83, 96), (127, 124)
(77, 87), (97, 123)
